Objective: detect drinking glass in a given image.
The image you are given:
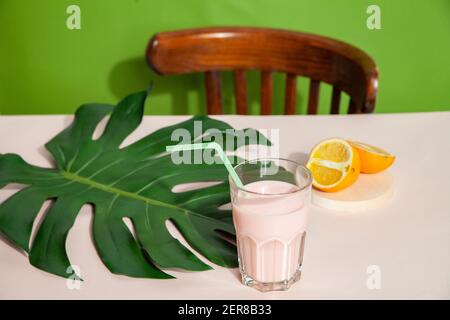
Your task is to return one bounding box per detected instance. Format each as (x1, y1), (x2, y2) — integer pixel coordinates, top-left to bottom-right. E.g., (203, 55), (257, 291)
(229, 158), (312, 292)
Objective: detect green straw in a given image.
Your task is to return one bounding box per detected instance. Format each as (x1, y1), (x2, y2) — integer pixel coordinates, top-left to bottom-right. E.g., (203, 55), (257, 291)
(165, 142), (244, 188)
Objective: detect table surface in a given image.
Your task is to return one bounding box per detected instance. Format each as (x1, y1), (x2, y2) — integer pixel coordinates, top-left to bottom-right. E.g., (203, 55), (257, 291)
(1, 112), (450, 300)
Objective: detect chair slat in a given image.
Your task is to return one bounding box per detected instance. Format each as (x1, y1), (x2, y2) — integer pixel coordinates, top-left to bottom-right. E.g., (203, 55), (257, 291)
(205, 71), (222, 114)
(284, 73), (297, 115)
(307, 79), (320, 114)
(330, 86), (341, 114)
(233, 70), (248, 115)
(260, 71), (273, 115)
(348, 98), (357, 114)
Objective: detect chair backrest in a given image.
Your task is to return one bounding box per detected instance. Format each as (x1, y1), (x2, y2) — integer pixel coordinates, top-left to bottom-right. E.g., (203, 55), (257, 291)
(147, 27), (378, 115)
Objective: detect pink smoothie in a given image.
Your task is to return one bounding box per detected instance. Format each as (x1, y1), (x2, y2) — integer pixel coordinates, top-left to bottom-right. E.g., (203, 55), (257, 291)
(232, 180), (309, 283)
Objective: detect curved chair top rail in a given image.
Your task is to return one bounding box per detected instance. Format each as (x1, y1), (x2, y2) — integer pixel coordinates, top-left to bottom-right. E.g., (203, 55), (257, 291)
(147, 27), (378, 114)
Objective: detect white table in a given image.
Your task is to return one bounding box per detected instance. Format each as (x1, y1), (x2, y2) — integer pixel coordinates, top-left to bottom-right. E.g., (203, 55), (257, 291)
(1, 112), (449, 300)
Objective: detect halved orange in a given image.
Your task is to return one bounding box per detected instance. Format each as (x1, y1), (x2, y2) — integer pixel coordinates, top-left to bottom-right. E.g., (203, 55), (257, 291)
(349, 141), (395, 174)
(306, 138), (360, 193)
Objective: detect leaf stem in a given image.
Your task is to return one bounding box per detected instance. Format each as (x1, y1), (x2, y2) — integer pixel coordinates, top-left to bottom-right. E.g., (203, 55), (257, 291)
(60, 171), (231, 229)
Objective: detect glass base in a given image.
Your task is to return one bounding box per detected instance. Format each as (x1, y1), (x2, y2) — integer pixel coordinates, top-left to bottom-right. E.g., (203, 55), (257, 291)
(241, 267), (302, 292)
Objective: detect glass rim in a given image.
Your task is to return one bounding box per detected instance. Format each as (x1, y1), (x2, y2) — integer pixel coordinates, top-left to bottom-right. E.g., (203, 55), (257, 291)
(230, 157), (312, 196)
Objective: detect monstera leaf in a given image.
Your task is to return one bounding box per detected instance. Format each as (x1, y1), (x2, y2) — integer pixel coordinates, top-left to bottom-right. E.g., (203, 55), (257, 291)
(0, 91), (269, 279)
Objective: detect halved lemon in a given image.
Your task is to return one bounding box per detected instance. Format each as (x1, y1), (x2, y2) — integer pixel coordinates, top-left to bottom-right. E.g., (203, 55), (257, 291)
(306, 138), (360, 192)
(349, 141), (395, 174)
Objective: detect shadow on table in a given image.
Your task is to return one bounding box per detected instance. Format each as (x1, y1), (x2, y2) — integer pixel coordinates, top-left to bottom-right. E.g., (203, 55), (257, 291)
(288, 152), (310, 166)
(37, 145), (57, 167)
(228, 267), (242, 283)
(0, 231), (27, 258)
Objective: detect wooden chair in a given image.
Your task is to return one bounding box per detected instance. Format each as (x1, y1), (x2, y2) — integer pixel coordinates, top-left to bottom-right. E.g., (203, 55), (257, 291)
(146, 27), (378, 115)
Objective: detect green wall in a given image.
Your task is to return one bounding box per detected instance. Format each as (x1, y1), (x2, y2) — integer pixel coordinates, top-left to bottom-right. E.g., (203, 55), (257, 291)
(1, 0), (449, 115)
